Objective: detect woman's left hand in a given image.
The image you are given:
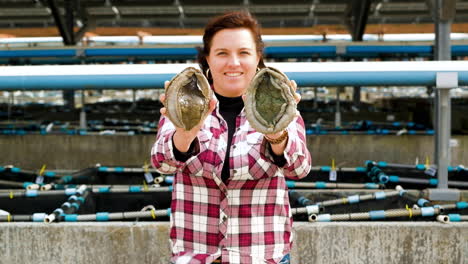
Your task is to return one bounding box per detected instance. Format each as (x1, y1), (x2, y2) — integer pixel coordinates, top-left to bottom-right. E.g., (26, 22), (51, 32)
(291, 80), (301, 104)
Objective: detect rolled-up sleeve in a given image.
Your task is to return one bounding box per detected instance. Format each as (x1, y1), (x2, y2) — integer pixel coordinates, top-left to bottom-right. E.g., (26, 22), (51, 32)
(282, 113), (312, 179)
(151, 117), (187, 174)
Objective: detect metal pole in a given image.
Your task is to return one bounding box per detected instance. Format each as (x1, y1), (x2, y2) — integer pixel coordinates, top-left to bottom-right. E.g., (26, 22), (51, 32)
(335, 88), (341, 128)
(434, 0), (452, 185)
(431, 0), (458, 201)
(80, 90), (86, 130)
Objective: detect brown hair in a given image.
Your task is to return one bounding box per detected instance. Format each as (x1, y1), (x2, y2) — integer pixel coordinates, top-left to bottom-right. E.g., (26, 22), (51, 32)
(197, 11), (266, 83)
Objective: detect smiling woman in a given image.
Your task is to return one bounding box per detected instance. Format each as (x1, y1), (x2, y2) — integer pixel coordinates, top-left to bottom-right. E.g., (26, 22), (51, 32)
(205, 28), (260, 97)
(151, 11), (311, 264)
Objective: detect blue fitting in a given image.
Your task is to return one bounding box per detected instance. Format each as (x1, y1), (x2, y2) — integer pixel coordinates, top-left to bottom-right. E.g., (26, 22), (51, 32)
(420, 207), (435, 217)
(25, 190), (38, 197)
(456, 202), (468, 209)
(356, 167), (367, 172)
(77, 196), (85, 203)
(365, 183), (379, 189)
(98, 166), (108, 172)
(315, 181), (327, 189)
(320, 166), (331, 172)
(98, 187), (111, 193)
(0, 166), (4, 172)
(347, 195), (360, 204)
(169, 185), (173, 192)
(96, 212), (109, 221)
(415, 164), (426, 170)
(408, 130), (416, 135)
(65, 188), (76, 196)
(286, 181), (296, 188)
(65, 214), (78, 222)
(44, 171), (56, 177)
(429, 178), (438, 186)
(32, 213), (47, 222)
(447, 166), (455, 172)
(114, 167), (124, 172)
(392, 122), (400, 127)
(378, 174), (389, 184)
(165, 176), (174, 184)
(448, 214), (461, 222)
(388, 176), (399, 183)
(62, 175), (73, 183)
(71, 203), (80, 210)
(417, 198), (430, 207)
(23, 182), (34, 189)
(426, 130), (435, 135)
(377, 161), (387, 167)
(298, 196), (311, 206)
(374, 191), (386, 200)
(11, 167), (21, 173)
(316, 214), (331, 222)
(129, 186), (142, 192)
(369, 210), (386, 220)
(167, 208), (171, 216)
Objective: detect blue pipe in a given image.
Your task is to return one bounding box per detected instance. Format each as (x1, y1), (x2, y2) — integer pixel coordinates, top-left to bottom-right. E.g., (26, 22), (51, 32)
(4, 45), (468, 61)
(1, 61), (468, 90)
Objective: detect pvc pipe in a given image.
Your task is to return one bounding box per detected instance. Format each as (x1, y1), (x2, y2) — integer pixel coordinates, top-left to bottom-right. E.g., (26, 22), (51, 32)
(308, 206), (443, 222)
(63, 208), (171, 222)
(1, 61), (468, 90)
(287, 181), (381, 189)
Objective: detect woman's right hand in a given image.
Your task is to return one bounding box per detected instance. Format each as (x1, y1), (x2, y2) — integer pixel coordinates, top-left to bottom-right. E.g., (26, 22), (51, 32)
(159, 81), (217, 153)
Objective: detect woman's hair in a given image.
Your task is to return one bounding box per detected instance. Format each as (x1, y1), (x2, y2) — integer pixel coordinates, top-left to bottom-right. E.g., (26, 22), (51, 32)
(197, 11), (266, 83)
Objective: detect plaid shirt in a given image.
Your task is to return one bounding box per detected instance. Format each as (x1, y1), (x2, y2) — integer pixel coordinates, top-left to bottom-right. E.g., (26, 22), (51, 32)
(151, 104), (311, 264)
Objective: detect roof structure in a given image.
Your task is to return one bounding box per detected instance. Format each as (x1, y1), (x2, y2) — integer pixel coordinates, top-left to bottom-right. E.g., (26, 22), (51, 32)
(0, 0), (465, 43)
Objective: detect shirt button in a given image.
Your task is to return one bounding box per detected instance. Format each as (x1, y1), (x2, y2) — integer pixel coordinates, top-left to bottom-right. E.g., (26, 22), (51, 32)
(232, 145), (236, 149)
(222, 216), (228, 222)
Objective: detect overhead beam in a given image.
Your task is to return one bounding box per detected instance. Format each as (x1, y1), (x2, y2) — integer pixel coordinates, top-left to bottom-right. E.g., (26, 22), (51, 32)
(47, 0), (73, 45)
(344, 0), (372, 41)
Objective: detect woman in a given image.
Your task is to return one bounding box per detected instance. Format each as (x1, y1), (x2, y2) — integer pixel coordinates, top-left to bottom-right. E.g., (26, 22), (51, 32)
(151, 11), (311, 264)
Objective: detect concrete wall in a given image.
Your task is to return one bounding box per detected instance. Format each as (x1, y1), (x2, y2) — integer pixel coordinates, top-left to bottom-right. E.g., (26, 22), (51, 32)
(1, 135), (467, 169)
(0, 222), (466, 264)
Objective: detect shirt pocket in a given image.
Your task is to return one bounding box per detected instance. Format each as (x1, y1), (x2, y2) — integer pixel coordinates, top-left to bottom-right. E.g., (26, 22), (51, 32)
(183, 130), (214, 178)
(230, 132), (268, 181)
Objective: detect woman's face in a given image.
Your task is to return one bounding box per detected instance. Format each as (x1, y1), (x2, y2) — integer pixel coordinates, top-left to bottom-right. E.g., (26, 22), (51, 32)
(206, 28), (260, 97)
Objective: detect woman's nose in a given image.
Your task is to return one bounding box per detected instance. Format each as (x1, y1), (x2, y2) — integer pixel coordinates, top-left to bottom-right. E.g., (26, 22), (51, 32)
(227, 55), (240, 66)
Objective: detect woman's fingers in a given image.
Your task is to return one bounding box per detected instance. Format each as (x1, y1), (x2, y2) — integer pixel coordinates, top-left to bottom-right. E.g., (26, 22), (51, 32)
(159, 93), (166, 104)
(159, 107), (167, 116)
(290, 80), (297, 92)
(294, 92), (301, 103)
(290, 79), (301, 103)
(164, 80), (170, 89)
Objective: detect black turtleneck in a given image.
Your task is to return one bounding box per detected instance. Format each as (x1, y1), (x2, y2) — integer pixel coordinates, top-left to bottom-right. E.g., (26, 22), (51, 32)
(215, 92), (244, 183)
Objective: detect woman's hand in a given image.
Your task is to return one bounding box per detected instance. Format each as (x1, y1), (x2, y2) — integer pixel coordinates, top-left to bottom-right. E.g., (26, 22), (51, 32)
(160, 81), (217, 153)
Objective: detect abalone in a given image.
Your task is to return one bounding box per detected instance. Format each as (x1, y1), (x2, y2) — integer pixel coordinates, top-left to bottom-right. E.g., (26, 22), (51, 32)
(164, 67), (213, 130)
(245, 67), (297, 134)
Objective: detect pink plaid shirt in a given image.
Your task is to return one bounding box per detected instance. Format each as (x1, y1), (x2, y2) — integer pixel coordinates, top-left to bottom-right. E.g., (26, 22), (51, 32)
(151, 104), (311, 264)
